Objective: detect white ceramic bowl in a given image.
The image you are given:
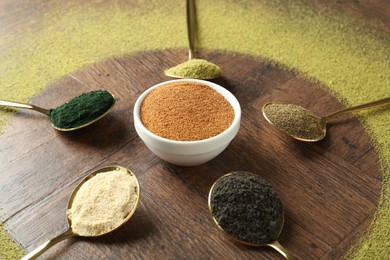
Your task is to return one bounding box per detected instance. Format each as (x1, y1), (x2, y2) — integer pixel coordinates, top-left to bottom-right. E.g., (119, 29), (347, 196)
(133, 79), (241, 166)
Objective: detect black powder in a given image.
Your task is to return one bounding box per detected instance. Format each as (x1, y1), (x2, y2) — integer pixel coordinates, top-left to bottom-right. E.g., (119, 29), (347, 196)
(209, 171), (284, 245)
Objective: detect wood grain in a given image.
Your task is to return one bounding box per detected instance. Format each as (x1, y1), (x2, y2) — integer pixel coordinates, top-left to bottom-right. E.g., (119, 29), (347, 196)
(0, 49), (381, 259)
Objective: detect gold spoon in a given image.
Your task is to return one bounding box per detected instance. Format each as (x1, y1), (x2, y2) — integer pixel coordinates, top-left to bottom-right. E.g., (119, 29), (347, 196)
(164, 0), (222, 80)
(208, 172), (296, 260)
(0, 90), (115, 131)
(262, 97), (390, 142)
(21, 165), (140, 260)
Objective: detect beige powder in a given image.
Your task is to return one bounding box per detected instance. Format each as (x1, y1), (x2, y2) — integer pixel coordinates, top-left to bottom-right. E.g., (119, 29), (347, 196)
(67, 170), (138, 236)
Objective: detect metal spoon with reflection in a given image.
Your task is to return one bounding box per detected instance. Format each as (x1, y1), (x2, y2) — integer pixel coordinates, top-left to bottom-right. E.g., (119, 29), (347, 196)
(208, 171), (296, 260)
(262, 97), (390, 142)
(164, 0), (222, 80)
(21, 165), (140, 260)
(0, 90), (115, 131)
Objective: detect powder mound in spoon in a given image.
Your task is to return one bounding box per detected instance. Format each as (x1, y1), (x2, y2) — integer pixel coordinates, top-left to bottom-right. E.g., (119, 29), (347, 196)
(165, 59), (223, 79)
(263, 103), (324, 140)
(210, 171), (284, 245)
(67, 169), (138, 236)
(48, 90), (114, 129)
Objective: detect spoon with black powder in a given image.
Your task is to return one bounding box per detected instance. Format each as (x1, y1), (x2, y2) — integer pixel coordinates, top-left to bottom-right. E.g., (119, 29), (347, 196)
(0, 90), (115, 131)
(208, 171), (296, 259)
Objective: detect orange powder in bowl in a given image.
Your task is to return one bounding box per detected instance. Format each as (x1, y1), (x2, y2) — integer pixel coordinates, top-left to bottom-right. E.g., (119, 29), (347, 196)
(140, 82), (234, 141)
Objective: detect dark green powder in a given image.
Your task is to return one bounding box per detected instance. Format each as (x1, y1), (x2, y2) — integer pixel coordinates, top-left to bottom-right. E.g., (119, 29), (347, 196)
(48, 90), (114, 129)
(209, 171), (284, 245)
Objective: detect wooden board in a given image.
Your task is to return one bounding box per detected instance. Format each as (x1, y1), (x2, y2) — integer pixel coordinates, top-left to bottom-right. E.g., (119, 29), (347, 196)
(0, 49), (381, 259)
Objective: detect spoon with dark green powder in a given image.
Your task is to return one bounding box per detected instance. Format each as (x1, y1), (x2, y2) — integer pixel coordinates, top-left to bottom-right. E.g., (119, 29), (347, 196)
(164, 0), (222, 80)
(208, 171), (296, 259)
(0, 90), (115, 131)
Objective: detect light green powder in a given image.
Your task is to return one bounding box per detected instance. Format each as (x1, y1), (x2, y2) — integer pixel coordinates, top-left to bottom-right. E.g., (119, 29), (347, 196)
(0, 223), (25, 260)
(0, 0), (388, 258)
(164, 58), (223, 79)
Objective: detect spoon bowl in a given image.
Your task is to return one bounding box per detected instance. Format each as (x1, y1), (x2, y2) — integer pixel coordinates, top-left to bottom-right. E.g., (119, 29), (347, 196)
(208, 171), (296, 259)
(262, 97), (390, 142)
(164, 0), (222, 80)
(0, 90), (115, 131)
(21, 165), (140, 260)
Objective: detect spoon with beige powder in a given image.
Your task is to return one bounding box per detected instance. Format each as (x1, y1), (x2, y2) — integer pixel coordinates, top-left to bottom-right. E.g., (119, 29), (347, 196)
(22, 166), (140, 260)
(262, 97), (390, 142)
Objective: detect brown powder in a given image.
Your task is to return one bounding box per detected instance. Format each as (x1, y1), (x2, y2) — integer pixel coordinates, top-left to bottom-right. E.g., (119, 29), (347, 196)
(140, 82), (234, 141)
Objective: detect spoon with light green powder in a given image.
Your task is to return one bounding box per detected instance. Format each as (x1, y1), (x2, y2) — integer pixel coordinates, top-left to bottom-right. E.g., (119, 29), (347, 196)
(0, 90), (115, 131)
(262, 97), (390, 142)
(164, 0), (222, 80)
(22, 165), (140, 260)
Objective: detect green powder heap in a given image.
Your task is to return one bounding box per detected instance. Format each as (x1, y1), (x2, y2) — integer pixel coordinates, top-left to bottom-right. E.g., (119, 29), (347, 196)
(48, 90), (114, 130)
(0, 223), (24, 260)
(165, 59), (223, 79)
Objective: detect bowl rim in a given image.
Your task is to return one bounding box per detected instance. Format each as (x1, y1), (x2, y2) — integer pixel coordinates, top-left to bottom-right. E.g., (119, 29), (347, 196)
(133, 78), (241, 145)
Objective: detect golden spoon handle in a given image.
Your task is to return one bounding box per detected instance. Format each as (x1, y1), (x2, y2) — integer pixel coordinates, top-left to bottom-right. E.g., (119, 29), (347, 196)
(187, 0), (196, 60)
(323, 97), (390, 122)
(267, 240), (297, 260)
(21, 228), (74, 260)
(0, 99), (49, 115)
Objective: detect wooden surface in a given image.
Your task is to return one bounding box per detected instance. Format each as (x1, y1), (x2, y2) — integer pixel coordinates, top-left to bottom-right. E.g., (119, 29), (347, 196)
(0, 49), (382, 259)
(0, 0), (387, 259)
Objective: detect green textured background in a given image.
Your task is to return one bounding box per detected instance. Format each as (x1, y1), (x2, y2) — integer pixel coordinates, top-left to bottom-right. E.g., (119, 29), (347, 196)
(0, 0), (389, 259)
